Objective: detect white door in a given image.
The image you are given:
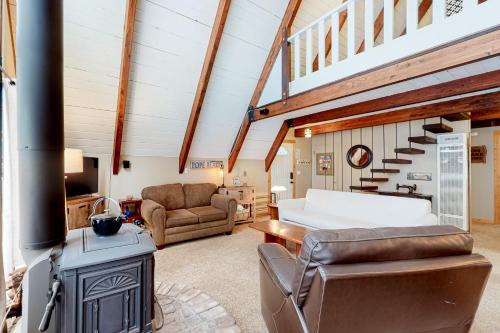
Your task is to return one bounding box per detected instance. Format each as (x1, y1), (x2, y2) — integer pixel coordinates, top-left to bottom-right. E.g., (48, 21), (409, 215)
(271, 142), (295, 201)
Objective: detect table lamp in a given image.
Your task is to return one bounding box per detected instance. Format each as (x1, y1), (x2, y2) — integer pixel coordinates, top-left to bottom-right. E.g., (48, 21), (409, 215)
(64, 148), (83, 174)
(270, 185), (287, 203)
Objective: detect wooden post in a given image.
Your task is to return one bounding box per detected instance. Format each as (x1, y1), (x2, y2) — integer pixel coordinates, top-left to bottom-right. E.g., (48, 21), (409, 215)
(281, 27), (289, 101)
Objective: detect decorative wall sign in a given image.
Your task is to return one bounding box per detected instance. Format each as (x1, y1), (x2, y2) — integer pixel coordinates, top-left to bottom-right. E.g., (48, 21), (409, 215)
(471, 146), (487, 163)
(190, 160), (224, 169)
(316, 153), (333, 175)
(407, 172), (432, 181)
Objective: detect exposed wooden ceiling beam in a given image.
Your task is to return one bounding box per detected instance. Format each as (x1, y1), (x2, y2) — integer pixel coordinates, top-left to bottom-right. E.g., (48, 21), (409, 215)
(471, 109), (500, 122)
(178, 0), (231, 173)
(5, 0), (16, 75)
(228, 0), (302, 172)
(294, 91), (500, 136)
(253, 28), (500, 121)
(112, 0), (138, 175)
(265, 120), (291, 172)
(291, 70), (500, 127)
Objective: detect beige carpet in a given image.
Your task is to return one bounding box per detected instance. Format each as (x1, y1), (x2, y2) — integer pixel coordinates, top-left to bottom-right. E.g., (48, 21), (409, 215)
(155, 222), (500, 333)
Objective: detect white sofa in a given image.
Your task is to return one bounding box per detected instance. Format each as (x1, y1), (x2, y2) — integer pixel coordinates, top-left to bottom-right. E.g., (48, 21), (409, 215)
(278, 189), (437, 230)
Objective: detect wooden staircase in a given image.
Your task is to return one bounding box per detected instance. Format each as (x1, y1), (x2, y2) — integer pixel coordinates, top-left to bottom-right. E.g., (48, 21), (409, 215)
(360, 177), (389, 182)
(351, 117), (463, 193)
(382, 158), (412, 164)
(394, 147), (425, 154)
(407, 136), (437, 144)
(371, 168), (400, 173)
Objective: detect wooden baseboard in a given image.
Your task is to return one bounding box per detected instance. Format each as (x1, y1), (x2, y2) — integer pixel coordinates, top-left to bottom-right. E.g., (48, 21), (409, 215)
(472, 218), (495, 224)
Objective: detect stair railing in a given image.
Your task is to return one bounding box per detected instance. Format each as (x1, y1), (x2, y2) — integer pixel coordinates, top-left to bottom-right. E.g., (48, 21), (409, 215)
(284, 0), (491, 89)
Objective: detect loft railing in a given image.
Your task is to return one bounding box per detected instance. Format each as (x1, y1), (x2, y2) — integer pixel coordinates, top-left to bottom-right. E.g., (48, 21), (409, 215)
(276, 0), (499, 97)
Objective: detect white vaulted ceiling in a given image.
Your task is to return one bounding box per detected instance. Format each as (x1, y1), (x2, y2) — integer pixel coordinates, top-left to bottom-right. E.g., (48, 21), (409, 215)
(63, 0), (350, 158)
(62, 0), (500, 162)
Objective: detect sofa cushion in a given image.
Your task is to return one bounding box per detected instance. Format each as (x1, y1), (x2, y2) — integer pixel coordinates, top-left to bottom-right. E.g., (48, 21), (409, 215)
(183, 183), (217, 209)
(281, 208), (382, 230)
(304, 189), (433, 227)
(293, 225), (473, 307)
(142, 183), (185, 210)
(188, 206), (226, 223)
(166, 209), (198, 228)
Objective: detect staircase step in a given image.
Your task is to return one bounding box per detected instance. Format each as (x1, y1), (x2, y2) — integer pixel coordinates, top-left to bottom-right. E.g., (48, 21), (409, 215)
(422, 123), (453, 134)
(442, 112), (470, 122)
(408, 136), (437, 145)
(349, 186), (378, 191)
(382, 158), (412, 164)
(360, 177), (389, 182)
(394, 147), (425, 155)
(371, 168), (400, 174)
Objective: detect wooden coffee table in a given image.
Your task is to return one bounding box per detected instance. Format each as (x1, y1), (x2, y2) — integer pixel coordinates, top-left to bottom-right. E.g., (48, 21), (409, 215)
(249, 220), (309, 255)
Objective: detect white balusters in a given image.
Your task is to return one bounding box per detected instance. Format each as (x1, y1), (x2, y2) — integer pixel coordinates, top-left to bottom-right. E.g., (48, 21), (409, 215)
(383, 0), (394, 43)
(433, 0), (446, 24)
(331, 12), (340, 64)
(293, 35), (301, 81)
(306, 29), (313, 74)
(364, 0), (374, 50)
(407, 0), (419, 34)
(347, 2), (356, 57)
(318, 20), (326, 69)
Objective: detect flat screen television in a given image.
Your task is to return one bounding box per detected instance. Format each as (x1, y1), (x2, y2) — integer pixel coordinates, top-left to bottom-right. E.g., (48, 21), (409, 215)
(65, 157), (99, 198)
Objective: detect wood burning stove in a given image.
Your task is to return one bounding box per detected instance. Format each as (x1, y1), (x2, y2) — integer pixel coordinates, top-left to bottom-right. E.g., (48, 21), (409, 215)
(55, 224), (154, 332)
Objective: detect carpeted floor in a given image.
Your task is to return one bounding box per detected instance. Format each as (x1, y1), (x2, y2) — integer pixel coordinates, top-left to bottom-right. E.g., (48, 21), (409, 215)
(154, 222), (500, 333)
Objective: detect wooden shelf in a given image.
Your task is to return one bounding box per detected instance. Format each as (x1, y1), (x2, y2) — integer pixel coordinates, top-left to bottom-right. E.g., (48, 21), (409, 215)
(422, 123), (453, 133)
(360, 177), (389, 182)
(350, 186), (378, 191)
(382, 158), (412, 164)
(371, 168), (400, 173)
(408, 136), (437, 144)
(394, 147), (425, 155)
(442, 112), (470, 121)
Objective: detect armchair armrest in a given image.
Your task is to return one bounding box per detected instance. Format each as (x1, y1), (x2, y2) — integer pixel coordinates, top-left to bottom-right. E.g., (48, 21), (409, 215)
(141, 199), (166, 246)
(258, 243), (296, 296)
(211, 194), (237, 230)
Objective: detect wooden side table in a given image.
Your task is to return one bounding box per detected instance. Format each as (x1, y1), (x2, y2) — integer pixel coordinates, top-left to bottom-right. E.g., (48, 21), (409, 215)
(267, 203), (279, 220)
(119, 199), (143, 223)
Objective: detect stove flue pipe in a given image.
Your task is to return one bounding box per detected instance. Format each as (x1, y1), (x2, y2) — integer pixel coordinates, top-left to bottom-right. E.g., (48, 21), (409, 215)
(17, 0), (66, 253)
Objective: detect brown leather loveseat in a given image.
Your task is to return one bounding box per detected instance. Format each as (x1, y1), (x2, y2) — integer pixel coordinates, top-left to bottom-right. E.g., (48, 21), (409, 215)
(259, 225), (491, 333)
(141, 183), (237, 247)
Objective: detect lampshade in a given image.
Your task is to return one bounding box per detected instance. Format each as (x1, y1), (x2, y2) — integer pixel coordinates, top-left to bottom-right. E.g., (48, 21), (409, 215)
(64, 148), (83, 173)
(271, 185), (287, 193)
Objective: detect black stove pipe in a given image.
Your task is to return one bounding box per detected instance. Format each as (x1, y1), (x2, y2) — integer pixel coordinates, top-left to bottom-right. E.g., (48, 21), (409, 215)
(17, 0), (66, 250)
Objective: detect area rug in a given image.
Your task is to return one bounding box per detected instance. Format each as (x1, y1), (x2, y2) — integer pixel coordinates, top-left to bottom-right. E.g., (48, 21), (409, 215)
(154, 281), (241, 333)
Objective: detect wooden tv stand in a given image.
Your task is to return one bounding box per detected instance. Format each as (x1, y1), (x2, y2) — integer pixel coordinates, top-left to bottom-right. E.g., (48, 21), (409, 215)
(66, 195), (104, 230)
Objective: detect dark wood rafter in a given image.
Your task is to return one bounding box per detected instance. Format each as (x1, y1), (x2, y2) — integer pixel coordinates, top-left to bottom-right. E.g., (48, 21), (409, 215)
(265, 121), (291, 172)
(289, 70), (500, 128)
(228, 0), (302, 172)
(112, 0), (138, 175)
(253, 28), (500, 121)
(471, 109), (500, 122)
(5, 0), (16, 75)
(178, 0), (231, 173)
(294, 91), (500, 136)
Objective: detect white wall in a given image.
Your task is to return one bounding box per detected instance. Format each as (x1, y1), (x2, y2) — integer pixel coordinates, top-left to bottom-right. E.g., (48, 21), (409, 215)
(88, 155), (268, 201)
(310, 118), (470, 213)
(471, 126), (500, 221)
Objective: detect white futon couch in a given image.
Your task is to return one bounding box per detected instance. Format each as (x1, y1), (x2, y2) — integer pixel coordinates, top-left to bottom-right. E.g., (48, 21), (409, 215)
(278, 189), (437, 230)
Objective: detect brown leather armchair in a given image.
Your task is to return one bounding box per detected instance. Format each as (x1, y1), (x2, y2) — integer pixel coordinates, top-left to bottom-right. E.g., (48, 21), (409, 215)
(258, 225), (491, 333)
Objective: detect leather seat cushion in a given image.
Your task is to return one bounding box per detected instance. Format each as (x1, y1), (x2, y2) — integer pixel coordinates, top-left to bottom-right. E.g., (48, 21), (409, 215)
(166, 209), (198, 228)
(188, 206), (226, 223)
